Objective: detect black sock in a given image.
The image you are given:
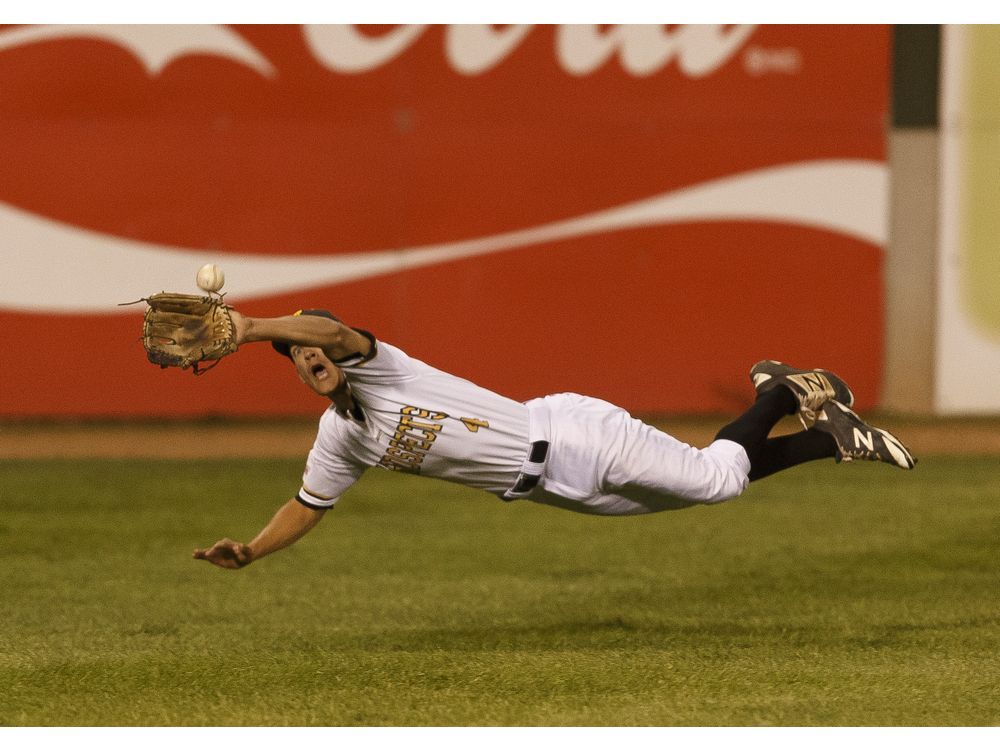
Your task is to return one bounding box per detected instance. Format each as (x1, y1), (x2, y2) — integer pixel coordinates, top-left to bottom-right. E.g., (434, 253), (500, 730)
(714, 387), (837, 479)
(747, 431), (838, 481)
(714, 388), (797, 456)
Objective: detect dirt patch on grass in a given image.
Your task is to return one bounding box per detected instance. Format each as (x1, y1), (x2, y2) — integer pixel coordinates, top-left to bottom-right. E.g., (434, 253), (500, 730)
(2, 413), (998, 459)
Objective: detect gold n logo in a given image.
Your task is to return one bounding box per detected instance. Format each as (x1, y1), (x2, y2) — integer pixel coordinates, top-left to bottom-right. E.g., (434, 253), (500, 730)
(789, 372), (831, 393)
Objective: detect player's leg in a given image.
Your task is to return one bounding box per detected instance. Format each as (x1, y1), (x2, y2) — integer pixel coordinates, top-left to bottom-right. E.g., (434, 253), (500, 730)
(746, 430), (839, 480)
(714, 387), (839, 480)
(714, 360), (850, 478)
(548, 386), (834, 513)
(717, 360), (852, 478)
(596, 413), (753, 510)
(531, 393), (752, 514)
(713, 361), (847, 478)
(714, 386), (799, 457)
(717, 361), (915, 479)
(528, 365), (914, 517)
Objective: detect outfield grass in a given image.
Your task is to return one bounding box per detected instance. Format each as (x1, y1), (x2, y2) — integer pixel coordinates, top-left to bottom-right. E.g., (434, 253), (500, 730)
(1, 456), (998, 726)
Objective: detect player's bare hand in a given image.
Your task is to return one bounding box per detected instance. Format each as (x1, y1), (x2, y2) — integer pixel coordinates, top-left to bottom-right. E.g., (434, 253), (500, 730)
(193, 538), (253, 569)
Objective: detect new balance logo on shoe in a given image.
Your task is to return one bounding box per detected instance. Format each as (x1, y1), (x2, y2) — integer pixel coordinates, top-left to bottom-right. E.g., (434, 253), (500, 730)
(749, 361), (856, 429)
(788, 372), (832, 394)
(853, 427), (875, 451)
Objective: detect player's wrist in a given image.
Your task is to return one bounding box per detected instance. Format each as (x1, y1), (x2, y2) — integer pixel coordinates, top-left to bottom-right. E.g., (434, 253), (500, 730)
(231, 312), (253, 346)
(241, 543), (257, 565)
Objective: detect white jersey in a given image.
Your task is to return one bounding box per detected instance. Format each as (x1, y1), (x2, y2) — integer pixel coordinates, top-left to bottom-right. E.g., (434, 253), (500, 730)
(297, 333), (531, 509)
(297, 332), (751, 517)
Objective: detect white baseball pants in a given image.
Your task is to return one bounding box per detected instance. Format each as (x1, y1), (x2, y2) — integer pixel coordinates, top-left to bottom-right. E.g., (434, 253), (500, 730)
(523, 393), (751, 516)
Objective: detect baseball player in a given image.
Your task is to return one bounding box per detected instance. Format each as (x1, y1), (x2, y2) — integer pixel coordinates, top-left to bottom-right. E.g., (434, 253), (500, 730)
(191, 308), (914, 569)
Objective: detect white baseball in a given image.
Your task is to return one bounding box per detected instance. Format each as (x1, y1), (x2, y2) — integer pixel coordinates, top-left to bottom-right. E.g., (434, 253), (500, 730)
(196, 263), (225, 293)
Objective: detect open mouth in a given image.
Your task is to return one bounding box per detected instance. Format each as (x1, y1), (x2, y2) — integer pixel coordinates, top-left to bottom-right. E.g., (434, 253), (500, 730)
(311, 363), (329, 381)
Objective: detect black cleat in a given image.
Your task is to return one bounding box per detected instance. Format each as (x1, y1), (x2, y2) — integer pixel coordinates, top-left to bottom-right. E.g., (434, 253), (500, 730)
(751, 359), (855, 428)
(813, 400), (916, 469)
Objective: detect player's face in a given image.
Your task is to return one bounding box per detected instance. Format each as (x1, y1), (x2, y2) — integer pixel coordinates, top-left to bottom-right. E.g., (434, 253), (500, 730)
(290, 345), (343, 397)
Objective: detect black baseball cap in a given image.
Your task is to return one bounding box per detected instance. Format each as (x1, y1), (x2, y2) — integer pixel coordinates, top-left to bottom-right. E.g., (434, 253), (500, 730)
(271, 309), (342, 358)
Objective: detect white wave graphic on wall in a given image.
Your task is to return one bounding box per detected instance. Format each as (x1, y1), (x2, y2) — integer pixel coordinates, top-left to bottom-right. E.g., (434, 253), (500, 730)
(0, 159), (886, 314)
(0, 24), (274, 76)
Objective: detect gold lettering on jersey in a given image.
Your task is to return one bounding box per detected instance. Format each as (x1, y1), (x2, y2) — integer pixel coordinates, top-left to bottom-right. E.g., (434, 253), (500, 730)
(398, 415), (444, 437)
(389, 434), (435, 452)
(378, 405), (447, 473)
(401, 406), (448, 420)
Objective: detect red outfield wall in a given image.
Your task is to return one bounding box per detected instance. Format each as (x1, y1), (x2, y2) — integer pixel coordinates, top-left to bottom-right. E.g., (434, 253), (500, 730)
(0, 25), (890, 417)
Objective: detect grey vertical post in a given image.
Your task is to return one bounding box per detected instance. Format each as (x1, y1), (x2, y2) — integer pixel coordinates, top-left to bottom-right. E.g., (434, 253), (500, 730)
(883, 24), (940, 413)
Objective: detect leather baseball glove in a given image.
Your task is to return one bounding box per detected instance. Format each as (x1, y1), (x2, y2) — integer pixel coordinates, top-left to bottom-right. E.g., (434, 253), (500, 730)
(137, 292), (238, 374)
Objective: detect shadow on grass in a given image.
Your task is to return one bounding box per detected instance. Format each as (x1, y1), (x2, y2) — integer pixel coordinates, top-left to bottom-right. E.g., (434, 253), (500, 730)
(283, 610), (1000, 656)
(297, 617), (816, 653)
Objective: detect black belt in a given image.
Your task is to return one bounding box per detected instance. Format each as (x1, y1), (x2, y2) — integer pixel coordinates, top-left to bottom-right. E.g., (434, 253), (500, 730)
(503, 440), (549, 500)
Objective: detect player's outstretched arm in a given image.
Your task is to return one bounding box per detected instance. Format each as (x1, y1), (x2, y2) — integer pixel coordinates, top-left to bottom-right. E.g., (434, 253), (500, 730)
(193, 498), (326, 569)
(230, 310), (372, 362)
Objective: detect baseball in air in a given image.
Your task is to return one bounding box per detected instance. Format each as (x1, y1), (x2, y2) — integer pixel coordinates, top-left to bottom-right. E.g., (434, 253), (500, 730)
(196, 263), (225, 293)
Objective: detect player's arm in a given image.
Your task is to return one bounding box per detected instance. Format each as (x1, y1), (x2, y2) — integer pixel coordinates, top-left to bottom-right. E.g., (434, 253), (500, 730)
(193, 498), (325, 569)
(230, 311), (372, 362)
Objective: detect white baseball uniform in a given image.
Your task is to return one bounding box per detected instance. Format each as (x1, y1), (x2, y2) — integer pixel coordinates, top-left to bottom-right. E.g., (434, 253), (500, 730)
(297, 333), (750, 516)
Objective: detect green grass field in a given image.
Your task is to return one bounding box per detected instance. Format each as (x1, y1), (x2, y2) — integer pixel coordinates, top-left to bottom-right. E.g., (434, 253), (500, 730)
(1, 456), (998, 726)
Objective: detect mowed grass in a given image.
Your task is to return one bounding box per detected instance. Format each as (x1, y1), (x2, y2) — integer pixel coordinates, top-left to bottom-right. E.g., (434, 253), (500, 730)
(1, 456), (998, 726)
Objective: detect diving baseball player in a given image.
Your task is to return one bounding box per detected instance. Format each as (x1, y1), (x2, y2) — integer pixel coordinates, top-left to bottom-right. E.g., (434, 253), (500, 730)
(180, 308), (915, 569)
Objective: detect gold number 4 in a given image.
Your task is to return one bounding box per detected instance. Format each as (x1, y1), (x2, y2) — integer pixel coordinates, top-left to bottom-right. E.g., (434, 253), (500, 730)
(460, 417), (490, 433)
